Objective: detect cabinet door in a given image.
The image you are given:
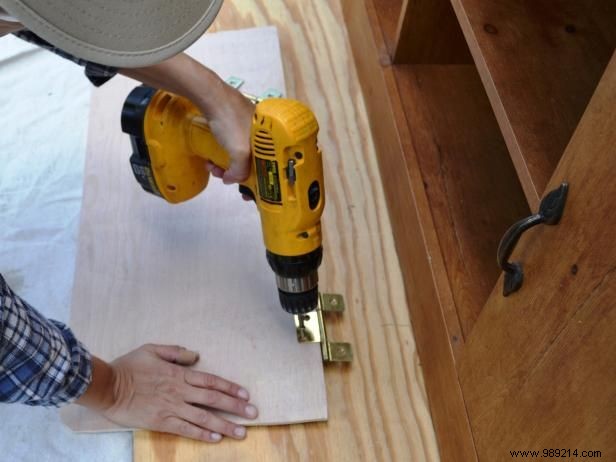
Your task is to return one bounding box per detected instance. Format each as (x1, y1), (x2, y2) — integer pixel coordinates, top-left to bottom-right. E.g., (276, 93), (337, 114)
(459, 52), (616, 461)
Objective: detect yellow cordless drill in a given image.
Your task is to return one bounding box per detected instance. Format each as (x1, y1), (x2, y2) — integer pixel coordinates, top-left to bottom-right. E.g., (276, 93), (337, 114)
(121, 86), (324, 315)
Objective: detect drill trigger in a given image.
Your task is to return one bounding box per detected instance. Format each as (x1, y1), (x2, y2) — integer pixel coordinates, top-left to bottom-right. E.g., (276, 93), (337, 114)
(239, 185), (256, 202)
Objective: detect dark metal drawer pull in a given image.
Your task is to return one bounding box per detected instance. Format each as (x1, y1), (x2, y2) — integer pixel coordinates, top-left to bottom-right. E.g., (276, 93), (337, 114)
(497, 183), (569, 296)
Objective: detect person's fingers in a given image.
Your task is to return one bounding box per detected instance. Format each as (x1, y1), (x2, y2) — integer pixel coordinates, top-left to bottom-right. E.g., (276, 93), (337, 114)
(206, 161), (225, 179)
(222, 159), (250, 185)
(179, 404), (247, 440)
(184, 369), (250, 400)
(206, 158), (250, 185)
(147, 344), (199, 366)
(212, 167), (225, 179)
(160, 416), (223, 443)
(184, 385), (258, 419)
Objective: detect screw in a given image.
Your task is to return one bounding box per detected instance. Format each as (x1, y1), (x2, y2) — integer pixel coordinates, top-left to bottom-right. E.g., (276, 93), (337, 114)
(335, 345), (347, 357)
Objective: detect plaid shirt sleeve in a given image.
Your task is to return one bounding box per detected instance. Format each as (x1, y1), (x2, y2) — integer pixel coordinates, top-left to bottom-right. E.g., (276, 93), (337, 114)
(13, 30), (118, 87)
(0, 274), (92, 407)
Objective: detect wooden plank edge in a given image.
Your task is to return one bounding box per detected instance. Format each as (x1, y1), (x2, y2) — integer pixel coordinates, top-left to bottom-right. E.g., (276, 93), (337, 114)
(341, 1), (478, 460)
(449, 0), (541, 210)
(361, 0), (464, 359)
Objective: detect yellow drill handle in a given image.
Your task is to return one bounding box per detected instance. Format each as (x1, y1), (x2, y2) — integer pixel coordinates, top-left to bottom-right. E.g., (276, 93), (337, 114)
(188, 116), (259, 203)
(143, 90), (256, 203)
(189, 116), (231, 171)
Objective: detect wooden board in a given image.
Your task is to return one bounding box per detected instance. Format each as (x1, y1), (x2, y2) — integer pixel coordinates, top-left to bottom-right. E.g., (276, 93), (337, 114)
(369, 0), (472, 65)
(460, 51), (616, 461)
(135, 0), (441, 461)
(370, 0), (403, 60)
(341, 0), (476, 461)
(392, 0), (472, 64)
(394, 64), (529, 339)
(61, 26), (328, 431)
(451, 0), (616, 208)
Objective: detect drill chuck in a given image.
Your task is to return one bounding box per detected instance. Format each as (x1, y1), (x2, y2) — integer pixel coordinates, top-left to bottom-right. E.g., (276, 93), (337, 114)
(267, 247), (323, 314)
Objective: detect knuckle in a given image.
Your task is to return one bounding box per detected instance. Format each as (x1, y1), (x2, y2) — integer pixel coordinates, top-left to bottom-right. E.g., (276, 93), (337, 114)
(198, 411), (211, 426)
(202, 374), (217, 389)
(227, 383), (238, 394)
(183, 369), (194, 382)
(154, 380), (183, 400)
(178, 421), (194, 437)
(236, 400), (247, 414)
(162, 383), (179, 395)
(224, 422), (237, 436)
(202, 390), (220, 406)
(172, 366), (187, 380)
(155, 408), (174, 424)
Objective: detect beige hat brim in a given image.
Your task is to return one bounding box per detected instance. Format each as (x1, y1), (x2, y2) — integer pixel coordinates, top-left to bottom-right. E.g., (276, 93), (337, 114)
(0, 0), (224, 68)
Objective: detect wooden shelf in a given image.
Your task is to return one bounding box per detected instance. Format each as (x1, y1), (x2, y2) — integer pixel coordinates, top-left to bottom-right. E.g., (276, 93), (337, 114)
(372, 0), (473, 64)
(344, 2), (530, 459)
(394, 64), (529, 338)
(394, 0), (473, 64)
(451, 0), (616, 208)
(344, 0), (616, 459)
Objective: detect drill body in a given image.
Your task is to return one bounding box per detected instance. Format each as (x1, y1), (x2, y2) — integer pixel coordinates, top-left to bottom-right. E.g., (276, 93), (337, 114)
(121, 86), (325, 314)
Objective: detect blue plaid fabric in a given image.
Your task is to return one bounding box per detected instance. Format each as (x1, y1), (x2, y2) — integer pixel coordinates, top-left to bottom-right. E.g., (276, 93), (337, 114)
(13, 30), (118, 87)
(0, 274), (92, 406)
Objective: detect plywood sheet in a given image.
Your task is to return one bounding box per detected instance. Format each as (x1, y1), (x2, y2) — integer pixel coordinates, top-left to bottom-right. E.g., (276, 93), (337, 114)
(61, 26), (327, 432)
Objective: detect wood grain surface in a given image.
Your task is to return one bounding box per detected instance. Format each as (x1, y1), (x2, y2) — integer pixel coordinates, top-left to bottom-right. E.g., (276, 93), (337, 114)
(370, 0), (404, 60)
(394, 64), (529, 339)
(393, 0), (472, 64)
(61, 27), (329, 431)
(135, 1), (440, 461)
(341, 1), (476, 461)
(460, 52), (616, 461)
(451, 0), (616, 208)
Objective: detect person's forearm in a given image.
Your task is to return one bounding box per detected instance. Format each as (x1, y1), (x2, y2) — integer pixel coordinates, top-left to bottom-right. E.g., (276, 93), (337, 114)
(119, 53), (225, 118)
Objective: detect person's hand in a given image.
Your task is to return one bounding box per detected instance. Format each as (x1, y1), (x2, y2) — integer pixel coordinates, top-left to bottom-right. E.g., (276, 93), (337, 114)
(77, 344), (258, 443)
(120, 54), (255, 185)
(202, 84), (255, 185)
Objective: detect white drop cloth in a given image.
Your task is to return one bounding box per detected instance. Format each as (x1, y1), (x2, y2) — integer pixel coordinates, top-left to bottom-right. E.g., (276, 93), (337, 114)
(0, 34), (132, 462)
(0, 26), (283, 462)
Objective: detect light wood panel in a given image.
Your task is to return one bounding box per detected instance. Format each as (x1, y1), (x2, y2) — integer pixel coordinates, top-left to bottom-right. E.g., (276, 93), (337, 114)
(460, 52), (616, 461)
(451, 0), (616, 208)
(341, 1), (477, 460)
(62, 26), (328, 431)
(135, 0), (440, 461)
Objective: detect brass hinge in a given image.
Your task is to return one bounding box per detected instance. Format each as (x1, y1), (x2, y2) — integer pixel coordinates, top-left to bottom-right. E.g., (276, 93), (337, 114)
(226, 76), (283, 103)
(294, 293), (353, 363)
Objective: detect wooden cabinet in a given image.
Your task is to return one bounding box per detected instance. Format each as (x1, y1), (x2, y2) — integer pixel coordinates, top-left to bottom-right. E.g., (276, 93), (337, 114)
(341, 1), (616, 460)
